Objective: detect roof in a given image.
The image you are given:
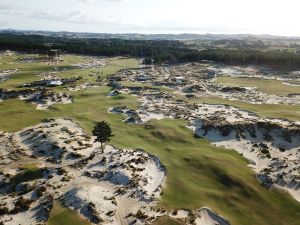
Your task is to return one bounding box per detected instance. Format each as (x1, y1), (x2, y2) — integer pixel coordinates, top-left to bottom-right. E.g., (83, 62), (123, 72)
(47, 80), (63, 86)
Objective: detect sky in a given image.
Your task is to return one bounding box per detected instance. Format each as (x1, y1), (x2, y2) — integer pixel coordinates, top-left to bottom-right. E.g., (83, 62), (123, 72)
(0, 0), (299, 36)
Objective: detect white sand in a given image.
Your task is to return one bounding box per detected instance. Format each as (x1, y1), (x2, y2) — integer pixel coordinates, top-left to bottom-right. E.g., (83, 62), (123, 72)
(195, 208), (230, 225)
(0, 119), (167, 225)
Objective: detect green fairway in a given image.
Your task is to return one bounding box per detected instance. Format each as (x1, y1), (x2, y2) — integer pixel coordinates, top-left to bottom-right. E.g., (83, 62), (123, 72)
(216, 76), (300, 96)
(111, 119), (300, 225)
(98, 57), (139, 78)
(0, 54), (299, 225)
(190, 95), (300, 121)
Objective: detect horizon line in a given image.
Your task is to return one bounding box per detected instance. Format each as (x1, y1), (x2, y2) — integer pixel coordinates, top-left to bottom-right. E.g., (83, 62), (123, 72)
(1, 28), (300, 39)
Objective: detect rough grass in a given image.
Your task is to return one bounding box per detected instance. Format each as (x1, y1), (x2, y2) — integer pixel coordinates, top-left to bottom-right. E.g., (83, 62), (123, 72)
(152, 216), (183, 225)
(9, 165), (43, 185)
(47, 201), (91, 225)
(1, 55), (300, 225)
(216, 76), (300, 96)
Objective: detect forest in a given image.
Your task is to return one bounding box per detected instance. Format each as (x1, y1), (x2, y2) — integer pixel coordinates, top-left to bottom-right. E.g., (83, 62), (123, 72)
(1, 32), (300, 68)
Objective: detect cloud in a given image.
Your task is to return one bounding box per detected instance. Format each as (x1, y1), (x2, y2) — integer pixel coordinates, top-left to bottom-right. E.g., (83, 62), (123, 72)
(0, 6), (26, 17)
(0, 6), (229, 33)
(78, 0), (95, 3)
(0, 21), (7, 27)
(0, 5), (140, 32)
(33, 10), (103, 25)
(0, 6), (98, 25)
(77, 0), (127, 3)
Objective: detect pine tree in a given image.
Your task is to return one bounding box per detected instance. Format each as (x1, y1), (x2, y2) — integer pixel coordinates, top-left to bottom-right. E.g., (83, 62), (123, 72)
(92, 121), (113, 153)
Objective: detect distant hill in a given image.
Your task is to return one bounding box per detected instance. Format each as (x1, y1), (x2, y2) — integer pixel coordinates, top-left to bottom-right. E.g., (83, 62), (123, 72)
(1, 29), (300, 41)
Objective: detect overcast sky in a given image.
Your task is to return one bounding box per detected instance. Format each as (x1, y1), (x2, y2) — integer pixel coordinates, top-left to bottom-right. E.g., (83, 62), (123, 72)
(0, 0), (299, 36)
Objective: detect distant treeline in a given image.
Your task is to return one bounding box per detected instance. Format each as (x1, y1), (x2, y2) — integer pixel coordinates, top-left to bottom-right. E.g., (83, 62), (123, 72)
(1, 33), (300, 68)
(0, 33), (190, 63)
(184, 49), (300, 68)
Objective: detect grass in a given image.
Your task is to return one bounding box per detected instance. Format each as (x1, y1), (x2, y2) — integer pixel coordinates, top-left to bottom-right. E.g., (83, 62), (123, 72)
(152, 216), (183, 225)
(0, 54), (95, 90)
(48, 201), (91, 225)
(111, 119), (300, 225)
(284, 80), (300, 85)
(0, 99), (52, 131)
(1, 54), (300, 225)
(57, 57), (139, 83)
(0, 66), (54, 89)
(120, 81), (172, 92)
(98, 57), (139, 78)
(9, 165), (44, 185)
(216, 76), (300, 96)
(190, 95), (300, 121)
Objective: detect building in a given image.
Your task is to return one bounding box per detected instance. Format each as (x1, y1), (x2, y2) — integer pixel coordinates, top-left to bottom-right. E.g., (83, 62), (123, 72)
(46, 80), (63, 86)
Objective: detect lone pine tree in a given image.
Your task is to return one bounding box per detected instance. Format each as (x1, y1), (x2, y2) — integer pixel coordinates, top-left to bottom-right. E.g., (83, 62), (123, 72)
(92, 121), (113, 152)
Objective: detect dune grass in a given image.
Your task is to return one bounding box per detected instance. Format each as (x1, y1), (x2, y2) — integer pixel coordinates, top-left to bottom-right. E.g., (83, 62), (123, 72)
(0, 55), (299, 225)
(216, 76), (300, 96)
